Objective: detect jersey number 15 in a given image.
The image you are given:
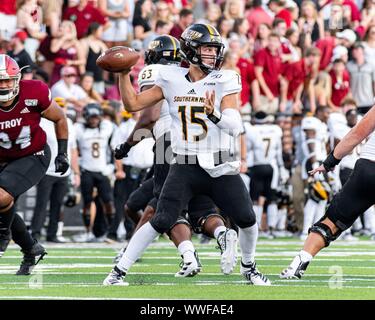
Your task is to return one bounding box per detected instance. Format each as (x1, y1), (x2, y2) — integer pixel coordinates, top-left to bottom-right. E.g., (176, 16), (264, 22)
(178, 106), (208, 142)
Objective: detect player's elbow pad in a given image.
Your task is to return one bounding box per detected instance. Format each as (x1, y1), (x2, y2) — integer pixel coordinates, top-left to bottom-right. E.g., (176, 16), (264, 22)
(216, 108), (242, 137)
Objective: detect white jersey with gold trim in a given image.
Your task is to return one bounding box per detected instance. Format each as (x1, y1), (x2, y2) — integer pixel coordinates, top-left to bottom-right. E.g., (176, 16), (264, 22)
(155, 65), (241, 155)
(138, 64), (171, 140)
(301, 116), (328, 162)
(75, 119), (114, 173)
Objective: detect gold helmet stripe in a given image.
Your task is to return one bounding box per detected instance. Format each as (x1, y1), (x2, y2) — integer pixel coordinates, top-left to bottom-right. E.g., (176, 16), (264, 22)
(168, 35), (177, 59)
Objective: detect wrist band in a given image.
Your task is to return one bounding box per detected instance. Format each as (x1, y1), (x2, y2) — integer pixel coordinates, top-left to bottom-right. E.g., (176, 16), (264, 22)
(207, 109), (222, 124)
(323, 151), (341, 171)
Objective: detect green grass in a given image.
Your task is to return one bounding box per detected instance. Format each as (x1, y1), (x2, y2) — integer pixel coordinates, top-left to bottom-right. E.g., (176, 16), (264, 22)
(1, 238), (375, 300)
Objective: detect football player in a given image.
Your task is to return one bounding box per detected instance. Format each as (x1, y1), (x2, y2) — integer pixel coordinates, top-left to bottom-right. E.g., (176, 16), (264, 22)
(74, 103), (115, 242)
(113, 35), (239, 277)
(299, 106), (331, 240)
(246, 111), (288, 238)
(0, 54), (69, 274)
(280, 103), (375, 279)
(104, 24), (270, 286)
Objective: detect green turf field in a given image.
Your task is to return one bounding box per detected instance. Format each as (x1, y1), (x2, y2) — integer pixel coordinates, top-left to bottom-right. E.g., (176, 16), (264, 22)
(1, 238), (375, 300)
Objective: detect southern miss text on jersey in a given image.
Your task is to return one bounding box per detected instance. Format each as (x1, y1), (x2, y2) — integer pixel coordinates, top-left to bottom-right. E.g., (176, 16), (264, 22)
(0, 80), (51, 160)
(75, 119), (114, 172)
(154, 65), (241, 155)
(138, 64), (171, 140)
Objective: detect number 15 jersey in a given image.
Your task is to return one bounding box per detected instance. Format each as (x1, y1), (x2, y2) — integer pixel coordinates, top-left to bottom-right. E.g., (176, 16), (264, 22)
(154, 65), (242, 156)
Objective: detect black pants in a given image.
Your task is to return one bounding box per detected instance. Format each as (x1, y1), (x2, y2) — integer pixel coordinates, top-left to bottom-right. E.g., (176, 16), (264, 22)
(150, 162), (256, 234)
(31, 175), (68, 239)
(326, 159), (375, 230)
(109, 165), (147, 238)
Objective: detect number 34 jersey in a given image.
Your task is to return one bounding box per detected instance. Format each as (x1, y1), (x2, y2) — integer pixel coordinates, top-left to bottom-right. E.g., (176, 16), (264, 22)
(0, 80), (51, 161)
(155, 65), (241, 155)
(75, 119), (114, 172)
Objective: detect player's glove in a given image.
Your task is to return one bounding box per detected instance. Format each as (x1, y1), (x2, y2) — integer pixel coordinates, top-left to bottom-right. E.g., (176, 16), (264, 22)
(114, 142), (132, 160)
(55, 139), (70, 175)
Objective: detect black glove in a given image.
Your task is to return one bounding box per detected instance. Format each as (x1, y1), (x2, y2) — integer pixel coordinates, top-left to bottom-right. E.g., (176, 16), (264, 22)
(322, 151), (341, 172)
(55, 153), (69, 175)
(114, 142), (132, 160)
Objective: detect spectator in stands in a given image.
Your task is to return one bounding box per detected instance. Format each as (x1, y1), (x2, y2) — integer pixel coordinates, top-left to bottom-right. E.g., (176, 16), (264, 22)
(63, 0), (108, 39)
(80, 22), (107, 94)
(51, 65), (90, 112)
(254, 32), (283, 114)
(7, 30), (34, 71)
(363, 25), (375, 64)
(298, 0), (324, 48)
(199, 3), (222, 28)
(217, 16), (232, 51)
(163, 0), (192, 17)
(99, 0), (130, 48)
(268, 0), (293, 28)
(254, 23), (271, 53)
(347, 42), (375, 115)
(280, 47), (321, 114)
(231, 18), (251, 59)
(50, 20), (85, 86)
(152, 1), (174, 30)
(16, 0), (47, 61)
(80, 72), (104, 103)
(0, 0), (17, 41)
(169, 8), (193, 40)
(329, 58), (351, 110)
(284, 28), (302, 63)
(246, 0), (273, 39)
(132, 0), (153, 41)
(223, 0), (244, 24)
(361, 0), (375, 23)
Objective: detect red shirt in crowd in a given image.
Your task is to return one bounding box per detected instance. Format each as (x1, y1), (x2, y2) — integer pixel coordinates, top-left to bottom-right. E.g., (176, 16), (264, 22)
(237, 58), (256, 106)
(163, 0), (189, 7)
(169, 23), (184, 40)
(315, 36), (336, 70)
(275, 8), (292, 28)
(0, 0), (16, 15)
(329, 69), (350, 107)
(63, 4), (107, 39)
(283, 59), (310, 100)
(246, 7), (273, 38)
(254, 47), (282, 97)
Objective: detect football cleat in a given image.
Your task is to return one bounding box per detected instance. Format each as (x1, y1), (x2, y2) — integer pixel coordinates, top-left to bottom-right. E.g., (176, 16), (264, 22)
(241, 261), (271, 286)
(216, 229), (238, 275)
(280, 254), (310, 279)
(175, 251), (202, 277)
(103, 267), (129, 286)
(0, 235), (11, 258)
(16, 242), (47, 275)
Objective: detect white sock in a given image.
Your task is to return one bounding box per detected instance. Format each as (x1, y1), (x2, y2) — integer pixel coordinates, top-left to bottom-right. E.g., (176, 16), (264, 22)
(253, 205), (263, 228)
(117, 222), (160, 273)
(303, 199), (318, 234)
(364, 207), (375, 233)
(277, 208), (287, 230)
(314, 200), (327, 223)
(213, 226), (227, 239)
(352, 217), (363, 231)
(299, 250), (313, 262)
(267, 203), (278, 230)
(239, 224), (258, 264)
(57, 221), (64, 237)
(177, 240), (196, 262)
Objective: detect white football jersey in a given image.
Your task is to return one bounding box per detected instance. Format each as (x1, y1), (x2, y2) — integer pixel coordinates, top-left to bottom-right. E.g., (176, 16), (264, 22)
(243, 122), (262, 167)
(75, 119), (114, 172)
(251, 124), (283, 167)
(138, 64), (171, 140)
(155, 65), (241, 155)
(41, 118), (76, 177)
(301, 116), (328, 162)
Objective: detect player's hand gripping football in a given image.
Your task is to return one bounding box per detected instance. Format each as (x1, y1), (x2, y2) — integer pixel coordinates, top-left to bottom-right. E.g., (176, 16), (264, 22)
(55, 153), (70, 175)
(204, 90), (215, 115)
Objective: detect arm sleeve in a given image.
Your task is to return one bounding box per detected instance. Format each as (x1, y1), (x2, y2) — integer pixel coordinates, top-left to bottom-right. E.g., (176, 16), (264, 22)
(216, 108), (243, 137)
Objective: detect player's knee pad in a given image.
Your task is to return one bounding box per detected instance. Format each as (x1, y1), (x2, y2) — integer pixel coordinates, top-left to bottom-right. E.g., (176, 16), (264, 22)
(167, 216), (192, 238)
(308, 220), (342, 247)
(200, 213), (226, 237)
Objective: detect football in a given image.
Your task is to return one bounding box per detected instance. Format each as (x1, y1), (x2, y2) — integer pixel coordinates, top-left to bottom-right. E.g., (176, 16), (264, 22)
(96, 46), (140, 72)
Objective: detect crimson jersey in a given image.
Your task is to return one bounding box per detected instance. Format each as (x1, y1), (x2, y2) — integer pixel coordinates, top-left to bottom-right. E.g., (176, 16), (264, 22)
(0, 80), (51, 160)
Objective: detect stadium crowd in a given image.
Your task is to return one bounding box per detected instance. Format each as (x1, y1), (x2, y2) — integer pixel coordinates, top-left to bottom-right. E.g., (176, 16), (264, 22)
(1, 0), (375, 243)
